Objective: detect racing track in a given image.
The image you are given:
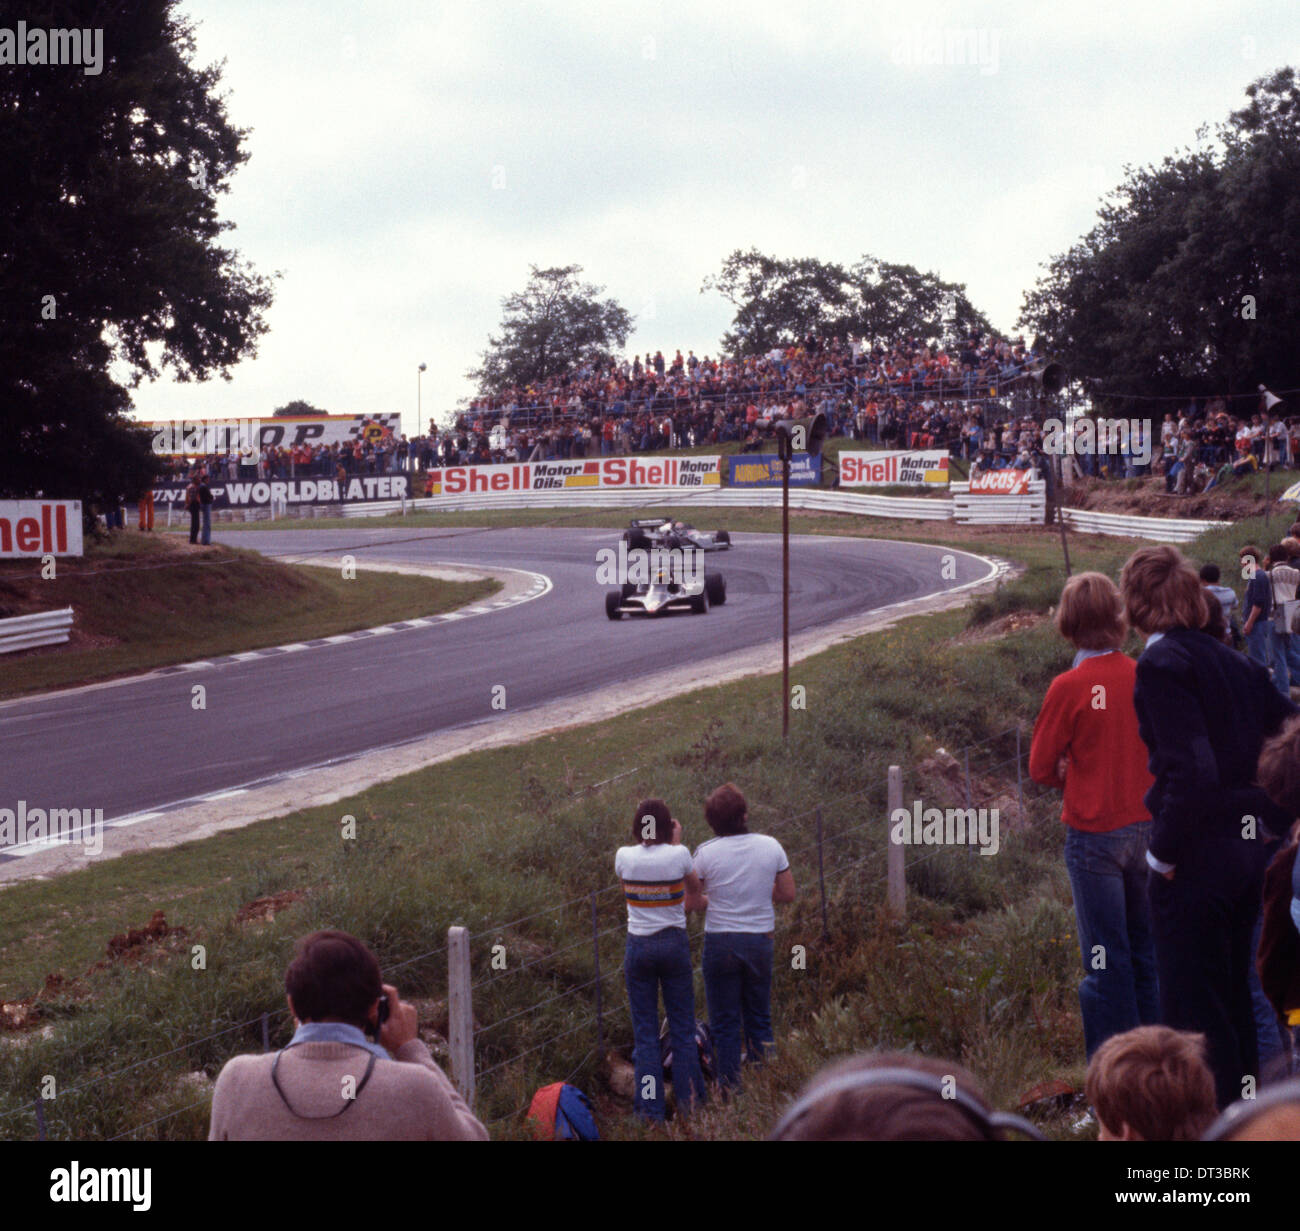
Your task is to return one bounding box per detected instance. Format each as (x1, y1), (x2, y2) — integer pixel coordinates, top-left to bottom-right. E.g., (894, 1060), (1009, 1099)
(0, 526), (1001, 861)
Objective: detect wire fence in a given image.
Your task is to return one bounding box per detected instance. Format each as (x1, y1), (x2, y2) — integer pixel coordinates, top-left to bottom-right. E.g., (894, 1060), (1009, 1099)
(0, 725), (1064, 1141)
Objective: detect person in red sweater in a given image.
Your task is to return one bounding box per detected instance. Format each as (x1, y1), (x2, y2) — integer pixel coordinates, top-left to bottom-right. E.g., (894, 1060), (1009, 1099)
(1030, 572), (1159, 1059)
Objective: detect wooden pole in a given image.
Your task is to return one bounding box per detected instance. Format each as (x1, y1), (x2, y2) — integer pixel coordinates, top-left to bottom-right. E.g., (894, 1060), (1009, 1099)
(782, 449), (790, 741)
(447, 925), (475, 1106)
(887, 765), (905, 916)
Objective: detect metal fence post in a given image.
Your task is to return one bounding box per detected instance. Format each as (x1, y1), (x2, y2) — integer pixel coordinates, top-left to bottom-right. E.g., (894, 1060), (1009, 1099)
(815, 808), (830, 943)
(887, 765), (905, 916)
(448, 926), (475, 1106)
(260, 1012), (270, 1053)
(590, 892), (605, 1063)
(34, 1093), (46, 1141)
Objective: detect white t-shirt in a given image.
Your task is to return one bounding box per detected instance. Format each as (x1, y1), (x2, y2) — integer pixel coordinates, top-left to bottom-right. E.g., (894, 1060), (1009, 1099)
(693, 833), (790, 934)
(615, 844), (693, 936)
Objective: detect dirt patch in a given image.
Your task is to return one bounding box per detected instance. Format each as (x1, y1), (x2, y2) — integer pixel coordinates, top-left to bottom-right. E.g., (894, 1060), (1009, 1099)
(913, 746), (1030, 832)
(1064, 475), (1261, 521)
(234, 889), (307, 926)
(952, 611), (1052, 645)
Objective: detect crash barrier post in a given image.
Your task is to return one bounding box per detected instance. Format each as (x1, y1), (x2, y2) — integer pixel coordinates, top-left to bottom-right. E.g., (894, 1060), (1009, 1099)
(448, 925), (475, 1106)
(886, 765), (905, 917)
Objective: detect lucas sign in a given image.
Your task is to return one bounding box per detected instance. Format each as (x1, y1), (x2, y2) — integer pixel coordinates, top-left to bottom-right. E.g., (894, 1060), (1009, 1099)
(0, 500), (83, 557)
(838, 451), (949, 486)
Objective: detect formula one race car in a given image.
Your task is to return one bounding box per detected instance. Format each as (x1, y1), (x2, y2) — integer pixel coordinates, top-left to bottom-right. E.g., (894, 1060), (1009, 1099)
(622, 518), (731, 552)
(605, 550), (727, 619)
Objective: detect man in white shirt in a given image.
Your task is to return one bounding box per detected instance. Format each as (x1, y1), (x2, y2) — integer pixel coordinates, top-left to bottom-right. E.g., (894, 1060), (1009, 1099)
(693, 783), (795, 1090)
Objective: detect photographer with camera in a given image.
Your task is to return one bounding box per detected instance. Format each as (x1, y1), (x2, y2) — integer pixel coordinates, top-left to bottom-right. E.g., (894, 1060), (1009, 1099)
(209, 930), (488, 1141)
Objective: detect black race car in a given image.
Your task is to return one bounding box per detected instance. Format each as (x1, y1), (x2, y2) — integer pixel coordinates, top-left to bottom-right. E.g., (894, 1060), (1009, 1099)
(622, 518), (731, 552)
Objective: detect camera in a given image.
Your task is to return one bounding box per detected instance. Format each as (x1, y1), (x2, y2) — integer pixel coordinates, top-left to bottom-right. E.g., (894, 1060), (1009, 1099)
(369, 989), (391, 1039)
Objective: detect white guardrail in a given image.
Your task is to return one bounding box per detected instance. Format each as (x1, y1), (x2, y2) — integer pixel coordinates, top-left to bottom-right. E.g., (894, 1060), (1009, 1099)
(277, 481), (1230, 543)
(0, 607), (74, 655)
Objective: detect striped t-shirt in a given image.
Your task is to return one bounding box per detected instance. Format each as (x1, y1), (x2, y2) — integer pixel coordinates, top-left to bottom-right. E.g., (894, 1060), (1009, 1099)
(615, 843), (693, 936)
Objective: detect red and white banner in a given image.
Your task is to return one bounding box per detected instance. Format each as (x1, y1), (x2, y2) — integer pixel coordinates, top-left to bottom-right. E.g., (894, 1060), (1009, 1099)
(839, 451), (949, 487)
(0, 500), (83, 557)
(425, 456), (722, 497)
(968, 469), (1034, 495)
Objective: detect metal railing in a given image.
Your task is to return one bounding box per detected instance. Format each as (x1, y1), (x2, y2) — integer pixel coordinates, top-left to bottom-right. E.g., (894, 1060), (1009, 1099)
(0, 608), (75, 655)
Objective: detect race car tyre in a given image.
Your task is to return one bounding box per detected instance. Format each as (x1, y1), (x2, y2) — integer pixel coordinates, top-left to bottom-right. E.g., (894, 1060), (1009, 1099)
(705, 572), (726, 606)
(690, 588), (709, 614)
(621, 582), (637, 600)
(716, 530), (731, 545)
(605, 591), (624, 620)
(624, 528), (651, 551)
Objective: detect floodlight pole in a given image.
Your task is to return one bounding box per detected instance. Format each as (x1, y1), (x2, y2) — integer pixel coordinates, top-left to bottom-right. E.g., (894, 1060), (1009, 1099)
(781, 434), (791, 742)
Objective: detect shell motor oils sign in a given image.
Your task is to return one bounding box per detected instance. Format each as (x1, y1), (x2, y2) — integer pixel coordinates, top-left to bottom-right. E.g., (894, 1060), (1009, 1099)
(425, 456), (722, 496)
(838, 451), (950, 486)
(0, 500), (83, 557)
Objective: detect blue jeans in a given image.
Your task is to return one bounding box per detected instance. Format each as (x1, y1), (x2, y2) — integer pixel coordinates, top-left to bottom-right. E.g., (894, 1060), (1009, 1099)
(1250, 908), (1284, 1072)
(1064, 823), (1160, 1059)
(1264, 627), (1291, 697)
(1246, 623), (1270, 671)
(702, 932), (774, 1089)
(624, 928), (705, 1120)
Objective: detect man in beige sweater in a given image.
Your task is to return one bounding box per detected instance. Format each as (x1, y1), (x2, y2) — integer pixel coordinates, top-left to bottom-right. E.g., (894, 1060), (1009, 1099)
(209, 931), (488, 1141)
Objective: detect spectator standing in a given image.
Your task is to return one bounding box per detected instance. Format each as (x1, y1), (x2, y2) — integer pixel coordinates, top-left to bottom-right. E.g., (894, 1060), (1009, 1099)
(1029, 573), (1159, 1058)
(615, 799), (707, 1122)
(199, 474), (213, 545)
(693, 783), (795, 1090)
(1120, 545), (1298, 1108)
(184, 475), (201, 544)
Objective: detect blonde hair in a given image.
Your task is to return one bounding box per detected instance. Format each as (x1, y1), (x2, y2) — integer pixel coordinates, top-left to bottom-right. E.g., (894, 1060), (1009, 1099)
(1056, 572), (1127, 650)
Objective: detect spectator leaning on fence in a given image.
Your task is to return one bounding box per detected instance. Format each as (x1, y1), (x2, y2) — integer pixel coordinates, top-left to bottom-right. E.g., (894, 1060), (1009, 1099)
(1119, 545), (1298, 1110)
(208, 930), (488, 1141)
(1028, 573), (1159, 1060)
(692, 783), (795, 1091)
(614, 798), (708, 1123)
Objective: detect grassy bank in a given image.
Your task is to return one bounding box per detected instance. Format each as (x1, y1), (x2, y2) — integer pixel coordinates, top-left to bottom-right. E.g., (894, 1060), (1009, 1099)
(0, 531), (499, 700)
(0, 516), (1252, 1142)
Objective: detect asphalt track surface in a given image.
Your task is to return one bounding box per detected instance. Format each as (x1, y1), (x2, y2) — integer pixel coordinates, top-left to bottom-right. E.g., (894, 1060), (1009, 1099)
(0, 526), (997, 853)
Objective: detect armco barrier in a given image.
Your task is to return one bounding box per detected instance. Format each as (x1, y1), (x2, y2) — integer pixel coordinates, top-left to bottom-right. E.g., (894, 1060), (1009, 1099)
(327, 477), (1224, 542)
(1062, 508), (1223, 543)
(951, 480), (1046, 527)
(342, 487), (955, 521)
(0, 608), (74, 654)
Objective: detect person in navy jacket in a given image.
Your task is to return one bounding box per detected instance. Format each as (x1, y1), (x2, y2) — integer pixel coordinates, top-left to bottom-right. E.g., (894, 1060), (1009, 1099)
(1120, 545), (1297, 1110)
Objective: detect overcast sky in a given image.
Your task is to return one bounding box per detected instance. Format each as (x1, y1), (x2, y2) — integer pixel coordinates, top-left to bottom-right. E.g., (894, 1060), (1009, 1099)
(126, 0), (1299, 435)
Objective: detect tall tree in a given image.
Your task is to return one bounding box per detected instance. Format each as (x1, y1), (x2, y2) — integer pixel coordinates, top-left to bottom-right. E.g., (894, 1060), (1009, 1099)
(467, 265), (633, 395)
(1019, 68), (1300, 406)
(702, 248), (994, 355)
(0, 0), (276, 510)
(272, 400), (328, 418)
